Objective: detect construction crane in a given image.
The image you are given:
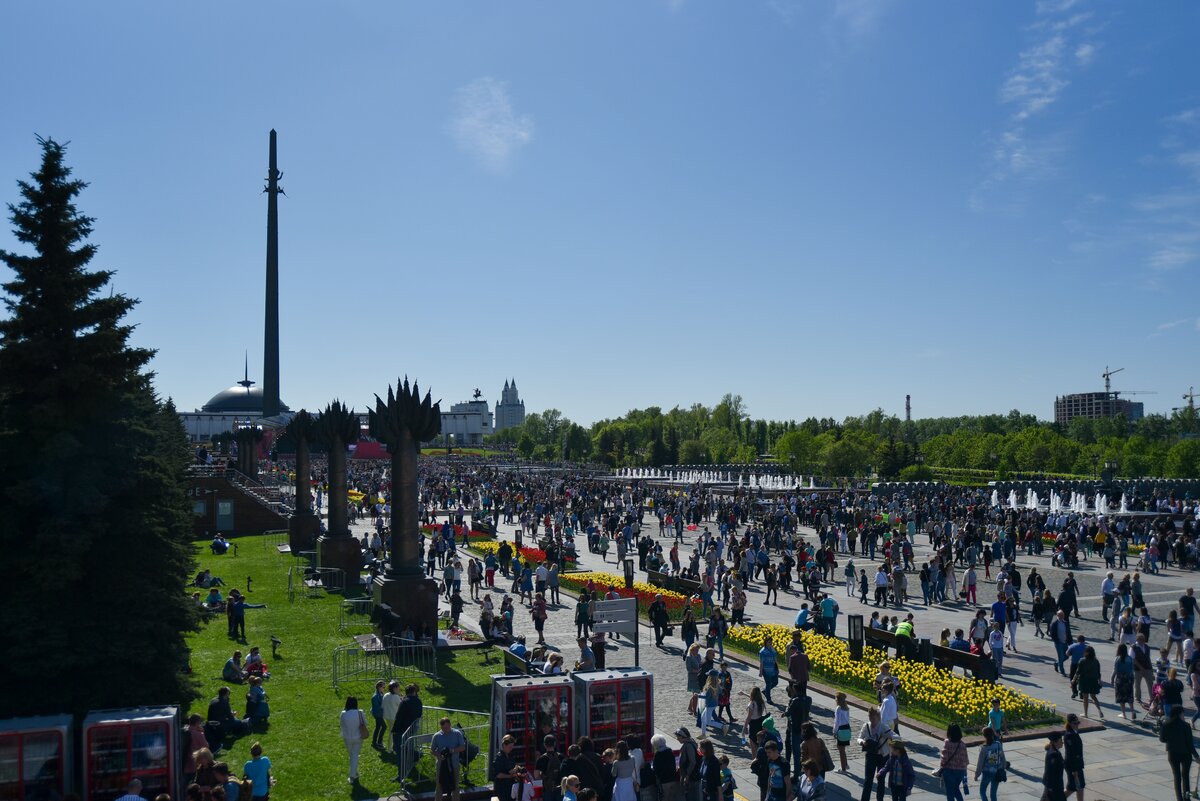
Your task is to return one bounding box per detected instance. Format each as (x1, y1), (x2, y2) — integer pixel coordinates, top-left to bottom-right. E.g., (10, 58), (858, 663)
(1102, 366), (1125, 396)
(1185, 387), (1198, 411)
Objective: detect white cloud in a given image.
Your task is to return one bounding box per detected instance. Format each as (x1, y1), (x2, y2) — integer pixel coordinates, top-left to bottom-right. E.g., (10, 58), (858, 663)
(973, 2), (1098, 208)
(449, 77), (535, 174)
(1158, 318), (1191, 330)
(1000, 34), (1070, 121)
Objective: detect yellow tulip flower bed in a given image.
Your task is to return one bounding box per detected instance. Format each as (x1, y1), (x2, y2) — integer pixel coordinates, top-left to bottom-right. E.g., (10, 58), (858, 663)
(557, 571), (700, 620)
(727, 623), (1058, 731)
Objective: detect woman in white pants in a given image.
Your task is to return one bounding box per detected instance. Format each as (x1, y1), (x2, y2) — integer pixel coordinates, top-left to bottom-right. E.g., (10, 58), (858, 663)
(339, 696), (368, 784)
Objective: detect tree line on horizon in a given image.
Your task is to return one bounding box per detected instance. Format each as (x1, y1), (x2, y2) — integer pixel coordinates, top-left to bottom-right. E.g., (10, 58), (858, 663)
(487, 394), (1200, 480)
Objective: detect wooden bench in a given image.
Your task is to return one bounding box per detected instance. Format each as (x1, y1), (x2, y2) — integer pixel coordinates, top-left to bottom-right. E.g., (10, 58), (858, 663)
(502, 648), (533, 676)
(645, 569), (703, 597)
(863, 627), (997, 682)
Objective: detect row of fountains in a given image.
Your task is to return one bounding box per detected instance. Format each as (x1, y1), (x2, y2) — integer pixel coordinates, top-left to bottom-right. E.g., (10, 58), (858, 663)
(615, 467), (818, 490)
(990, 488), (1129, 515)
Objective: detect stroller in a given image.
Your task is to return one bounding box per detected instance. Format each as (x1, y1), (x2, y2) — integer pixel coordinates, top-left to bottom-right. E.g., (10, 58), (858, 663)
(1140, 683), (1165, 735)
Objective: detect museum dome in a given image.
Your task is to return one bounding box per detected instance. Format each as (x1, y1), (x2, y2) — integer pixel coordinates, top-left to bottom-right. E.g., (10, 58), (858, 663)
(201, 380), (290, 414)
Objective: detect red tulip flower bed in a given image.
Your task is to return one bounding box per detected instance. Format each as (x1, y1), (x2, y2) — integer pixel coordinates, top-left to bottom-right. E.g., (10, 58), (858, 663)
(421, 523), (493, 540)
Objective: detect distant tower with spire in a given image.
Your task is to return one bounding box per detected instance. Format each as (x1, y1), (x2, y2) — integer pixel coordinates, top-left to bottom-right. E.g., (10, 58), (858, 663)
(494, 379), (526, 432)
(261, 129), (284, 418)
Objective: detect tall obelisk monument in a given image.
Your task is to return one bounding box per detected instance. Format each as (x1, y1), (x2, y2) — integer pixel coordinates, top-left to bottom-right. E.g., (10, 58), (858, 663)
(262, 130), (282, 418)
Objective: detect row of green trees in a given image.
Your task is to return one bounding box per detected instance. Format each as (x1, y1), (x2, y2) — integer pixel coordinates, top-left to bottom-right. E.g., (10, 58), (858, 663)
(488, 395), (1200, 479)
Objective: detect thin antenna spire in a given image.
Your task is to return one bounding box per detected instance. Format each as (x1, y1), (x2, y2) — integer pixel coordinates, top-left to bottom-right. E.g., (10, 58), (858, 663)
(238, 351), (255, 390)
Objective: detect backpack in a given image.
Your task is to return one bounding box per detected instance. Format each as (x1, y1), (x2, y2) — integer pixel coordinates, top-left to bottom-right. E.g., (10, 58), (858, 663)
(237, 777), (254, 801)
(542, 749), (562, 788)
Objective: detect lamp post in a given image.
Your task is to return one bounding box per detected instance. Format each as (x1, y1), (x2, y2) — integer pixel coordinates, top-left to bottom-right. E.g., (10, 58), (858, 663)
(848, 614), (864, 661)
(1103, 459), (1118, 490)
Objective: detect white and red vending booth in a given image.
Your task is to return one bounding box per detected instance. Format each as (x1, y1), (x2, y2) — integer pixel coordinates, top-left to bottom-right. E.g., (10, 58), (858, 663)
(81, 707), (180, 801)
(572, 668), (653, 755)
(0, 714), (74, 801)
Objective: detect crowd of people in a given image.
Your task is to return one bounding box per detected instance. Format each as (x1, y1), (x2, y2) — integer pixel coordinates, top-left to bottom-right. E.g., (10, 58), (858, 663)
(176, 456), (1200, 801)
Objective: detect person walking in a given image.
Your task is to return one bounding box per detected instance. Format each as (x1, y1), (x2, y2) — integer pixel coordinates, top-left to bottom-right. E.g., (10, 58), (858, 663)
(652, 735), (680, 801)
(857, 707), (894, 801)
(339, 697), (368, 784)
(647, 594), (671, 647)
(796, 759), (826, 801)
(1161, 707), (1199, 801)
(798, 723), (832, 780)
(1076, 648), (1104, 720)
(1111, 644), (1136, 720)
(1043, 732), (1066, 801)
(611, 741), (639, 801)
(381, 681), (402, 755)
(1060, 716), (1090, 801)
(370, 681), (388, 749)
(973, 727), (1005, 801)
(937, 724), (968, 801)
(1050, 611), (1072, 675)
(833, 693), (852, 774)
(759, 639), (780, 704)
(874, 740), (914, 801)
(393, 684), (424, 782)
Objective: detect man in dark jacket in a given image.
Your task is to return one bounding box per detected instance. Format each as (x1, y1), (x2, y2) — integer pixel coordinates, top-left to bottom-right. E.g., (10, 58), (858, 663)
(649, 594), (670, 646)
(787, 636), (810, 698)
(393, 684), (423, 780)
(1063, 714), (1085, 801)
(783, 688), (811, 778)
(1161, 706), (1199, 801)
(1043, 731), (1066, 801)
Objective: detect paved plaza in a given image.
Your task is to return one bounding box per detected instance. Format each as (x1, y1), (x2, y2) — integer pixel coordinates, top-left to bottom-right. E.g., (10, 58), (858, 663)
(351, 506), (1192, 800)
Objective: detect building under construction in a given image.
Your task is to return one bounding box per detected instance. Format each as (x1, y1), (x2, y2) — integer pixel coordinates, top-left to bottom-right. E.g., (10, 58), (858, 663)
(1054, 392), (1144, 426)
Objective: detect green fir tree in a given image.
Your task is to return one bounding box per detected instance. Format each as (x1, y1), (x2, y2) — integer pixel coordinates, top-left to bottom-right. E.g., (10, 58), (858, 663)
(0, 137), (198, 716)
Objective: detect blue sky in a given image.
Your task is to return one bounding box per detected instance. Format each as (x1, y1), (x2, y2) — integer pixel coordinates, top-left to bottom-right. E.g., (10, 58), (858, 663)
(1, 1), (1198, 426)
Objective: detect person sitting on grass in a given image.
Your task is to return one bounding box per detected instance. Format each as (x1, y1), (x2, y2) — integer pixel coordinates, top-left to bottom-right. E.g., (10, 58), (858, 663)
(223, 651), (247, 684)
(246, 675), (270, 727)
(244, 646), (269, 679)
(206, 687), (250, 743)
(205, 587), (225, 612)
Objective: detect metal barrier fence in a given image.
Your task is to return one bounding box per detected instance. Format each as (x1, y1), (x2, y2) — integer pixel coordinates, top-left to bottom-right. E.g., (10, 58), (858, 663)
(332, 636), (439, 691)
(262, 529), (288, 549)
(340, 597), (375, 631)
(397, 705), (491, 795)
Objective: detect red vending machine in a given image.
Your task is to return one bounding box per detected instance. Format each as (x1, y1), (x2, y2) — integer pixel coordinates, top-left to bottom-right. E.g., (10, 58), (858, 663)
(82, 707), (180, 801)
(572, 668), (653, 754)
(0, 714), (74, 801)
(490, 675), (574, 772)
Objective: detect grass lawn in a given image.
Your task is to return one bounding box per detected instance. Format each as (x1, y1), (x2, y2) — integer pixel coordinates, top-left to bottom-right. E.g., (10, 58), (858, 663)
(187, 536), (497, 800)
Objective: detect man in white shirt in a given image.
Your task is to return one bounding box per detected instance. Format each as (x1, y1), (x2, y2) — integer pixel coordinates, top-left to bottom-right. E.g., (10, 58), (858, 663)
(1100, 572), (1117, 622)
(879, 680), (899, 733)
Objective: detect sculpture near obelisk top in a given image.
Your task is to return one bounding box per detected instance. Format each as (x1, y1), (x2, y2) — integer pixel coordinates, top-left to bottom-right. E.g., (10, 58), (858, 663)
(370, 378), (442, 636)
(261, 130), (282, 419)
